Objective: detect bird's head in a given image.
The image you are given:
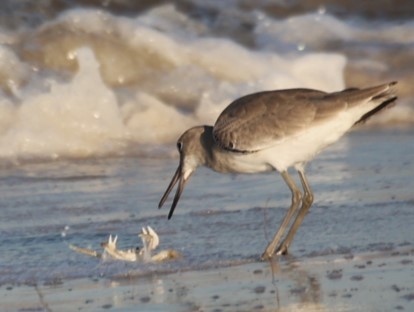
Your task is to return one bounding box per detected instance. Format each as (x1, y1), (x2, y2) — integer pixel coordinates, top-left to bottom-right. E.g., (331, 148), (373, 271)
(158, 126), (211, 219)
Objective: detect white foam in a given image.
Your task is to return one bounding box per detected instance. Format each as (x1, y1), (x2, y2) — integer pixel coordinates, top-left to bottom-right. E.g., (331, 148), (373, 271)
(123, 91), (194, 144)
(0, 48), (126, 159)
(0, 45), (29, 97)
(255, 12), (352, 50)
(254, 11), (414, 50)
(2, 6), (410, 161)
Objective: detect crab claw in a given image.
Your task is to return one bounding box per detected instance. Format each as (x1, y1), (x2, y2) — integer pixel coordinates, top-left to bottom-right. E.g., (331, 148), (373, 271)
(146, 226), (159, 250)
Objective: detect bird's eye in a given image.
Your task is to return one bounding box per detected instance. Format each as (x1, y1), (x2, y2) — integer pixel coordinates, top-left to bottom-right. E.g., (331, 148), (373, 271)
(177, 141), (183, 151)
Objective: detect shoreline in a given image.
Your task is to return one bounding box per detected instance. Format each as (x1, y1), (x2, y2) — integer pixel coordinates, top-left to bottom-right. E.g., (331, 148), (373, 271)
(2, 247), (413, 311)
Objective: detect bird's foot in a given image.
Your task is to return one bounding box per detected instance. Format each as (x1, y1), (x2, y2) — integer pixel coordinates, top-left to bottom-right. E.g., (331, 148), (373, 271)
(275, 244), (289, 256)
(260, 251), (273, 261)
(260, 244), (289, 261)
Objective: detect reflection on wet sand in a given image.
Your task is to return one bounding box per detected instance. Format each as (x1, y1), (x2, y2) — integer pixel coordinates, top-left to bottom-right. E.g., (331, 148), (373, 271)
(267, 256), (324, 311)
(1, 247), (413, 311)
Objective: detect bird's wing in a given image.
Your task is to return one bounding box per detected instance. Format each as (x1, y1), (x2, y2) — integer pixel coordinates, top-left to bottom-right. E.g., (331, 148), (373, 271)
(213, 88), (346, 152)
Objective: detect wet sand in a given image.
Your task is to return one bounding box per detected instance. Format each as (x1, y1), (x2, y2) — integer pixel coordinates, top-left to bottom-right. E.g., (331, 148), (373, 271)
(0, 129), (413, 311)
(2, 247), (413, 312)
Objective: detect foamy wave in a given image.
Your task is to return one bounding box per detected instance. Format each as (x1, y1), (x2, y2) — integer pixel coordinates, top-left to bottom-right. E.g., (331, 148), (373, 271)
(254, 11), (414, 51)
(0, 5), (410, 161)
(0, 48), (127, 159)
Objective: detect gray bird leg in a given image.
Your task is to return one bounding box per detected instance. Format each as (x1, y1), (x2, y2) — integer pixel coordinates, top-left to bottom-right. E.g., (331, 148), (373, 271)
(261, 170), (302, 260)
(276, 168), (314, 255)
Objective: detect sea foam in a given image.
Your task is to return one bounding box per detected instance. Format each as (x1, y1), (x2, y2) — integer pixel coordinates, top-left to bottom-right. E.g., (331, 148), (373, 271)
(1, 6), (410, 161)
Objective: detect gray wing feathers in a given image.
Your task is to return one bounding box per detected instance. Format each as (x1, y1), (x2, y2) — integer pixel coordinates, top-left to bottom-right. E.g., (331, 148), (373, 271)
(213, 89), (331, 152)
(212, 82), (397, 152)
(328, 81), (397, 107)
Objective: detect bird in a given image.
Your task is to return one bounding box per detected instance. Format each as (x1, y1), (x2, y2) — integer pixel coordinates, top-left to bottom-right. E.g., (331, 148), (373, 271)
(158, 81), (398, 260)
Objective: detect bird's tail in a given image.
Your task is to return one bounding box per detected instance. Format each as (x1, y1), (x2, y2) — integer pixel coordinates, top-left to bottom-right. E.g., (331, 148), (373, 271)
(350, 81), (398, 125)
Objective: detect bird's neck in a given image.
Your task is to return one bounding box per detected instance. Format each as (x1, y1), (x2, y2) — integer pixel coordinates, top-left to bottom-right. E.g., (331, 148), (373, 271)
(199, 125), (236, 173)
(199, 126), (216, 165)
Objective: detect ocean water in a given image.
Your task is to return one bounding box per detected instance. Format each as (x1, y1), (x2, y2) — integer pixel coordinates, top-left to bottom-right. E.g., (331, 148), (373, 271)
(0, 0), (413, 286)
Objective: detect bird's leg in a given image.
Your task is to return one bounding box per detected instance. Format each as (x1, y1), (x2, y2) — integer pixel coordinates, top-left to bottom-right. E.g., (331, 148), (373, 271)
(276, 168), (314, 255)
(261, 170), (302, 260)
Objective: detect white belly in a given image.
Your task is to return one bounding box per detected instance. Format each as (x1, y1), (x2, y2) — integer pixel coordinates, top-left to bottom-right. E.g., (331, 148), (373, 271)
(265, 111), (357, 171)
(217, 110), (357, 174)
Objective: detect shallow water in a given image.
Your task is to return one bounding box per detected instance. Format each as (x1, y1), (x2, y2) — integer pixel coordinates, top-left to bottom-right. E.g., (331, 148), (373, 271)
(0, 129), (413, 286)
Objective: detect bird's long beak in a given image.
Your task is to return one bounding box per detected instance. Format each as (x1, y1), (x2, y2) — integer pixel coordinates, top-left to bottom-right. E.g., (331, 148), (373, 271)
(158, 162), (193, 219)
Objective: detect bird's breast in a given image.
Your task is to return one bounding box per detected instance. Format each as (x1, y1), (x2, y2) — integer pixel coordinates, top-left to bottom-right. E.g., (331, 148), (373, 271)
(208, 148), (274, 174)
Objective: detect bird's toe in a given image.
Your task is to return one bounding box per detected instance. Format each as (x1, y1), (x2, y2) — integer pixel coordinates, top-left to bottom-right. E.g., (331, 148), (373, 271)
(275, 244), (289, 256)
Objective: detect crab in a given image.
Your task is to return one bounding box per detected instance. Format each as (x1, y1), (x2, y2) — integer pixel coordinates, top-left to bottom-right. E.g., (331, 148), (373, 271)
(69, 226), (180, 262)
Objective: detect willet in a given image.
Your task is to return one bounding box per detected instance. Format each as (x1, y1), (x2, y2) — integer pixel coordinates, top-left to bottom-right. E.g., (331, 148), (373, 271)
(159, 82), (397, 259)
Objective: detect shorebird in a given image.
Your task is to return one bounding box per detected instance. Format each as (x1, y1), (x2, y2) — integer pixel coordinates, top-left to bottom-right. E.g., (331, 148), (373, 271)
(158, 82), (397, 259)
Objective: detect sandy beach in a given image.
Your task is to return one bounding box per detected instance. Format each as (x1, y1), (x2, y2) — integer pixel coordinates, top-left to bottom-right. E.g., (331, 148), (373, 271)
(2, 247), (413, 312)
(0, 129), (413, 312)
